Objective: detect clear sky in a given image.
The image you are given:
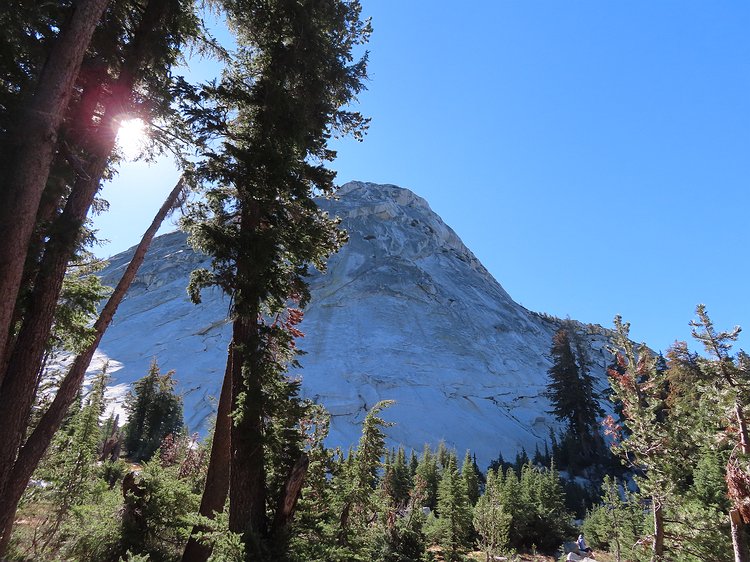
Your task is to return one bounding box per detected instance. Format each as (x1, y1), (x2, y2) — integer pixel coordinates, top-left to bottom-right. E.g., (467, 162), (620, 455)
(96, 1), (750, 354)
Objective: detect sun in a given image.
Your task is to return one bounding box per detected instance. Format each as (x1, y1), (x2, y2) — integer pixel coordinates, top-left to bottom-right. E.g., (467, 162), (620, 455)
(115, 117), (147, 159)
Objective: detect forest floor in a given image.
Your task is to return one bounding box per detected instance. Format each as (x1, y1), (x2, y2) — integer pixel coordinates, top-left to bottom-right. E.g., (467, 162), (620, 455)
(429, 547), (617, 562)
(465, 554), (614, 562)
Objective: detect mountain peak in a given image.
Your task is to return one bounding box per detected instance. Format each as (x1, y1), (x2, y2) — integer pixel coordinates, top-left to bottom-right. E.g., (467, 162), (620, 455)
(329, 181), (483, 271)
(338, 180), (433, 212)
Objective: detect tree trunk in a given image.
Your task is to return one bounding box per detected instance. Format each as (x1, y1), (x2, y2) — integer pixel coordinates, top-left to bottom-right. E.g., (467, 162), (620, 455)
(0, 0), (111, 377)
(652, 498), (664, 562)
(735, 401), (750, 456)
(731, 509), (749, 562)
(612, 500), (621, 562)
(3, 67), (110, 389)
(270, 453), (309, 543)
(121, 471), (147, 557)
(228, 316), (267, 543)
(0, 0), (171, 410)
(0, 160), (115, 493)
(182, 346), (233, 562)
(227, 200), (267, 547)
(0, 178), (185, 554)
(0, 516), (12, 559)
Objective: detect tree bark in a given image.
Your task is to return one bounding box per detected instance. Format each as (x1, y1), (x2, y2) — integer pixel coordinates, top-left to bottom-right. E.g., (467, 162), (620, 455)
(267, 453), (309, 559)
(0, 159), (115, 493)
(0, 178), (185, 554)
(182, 346), (233, 562)
(4, 67), (109, 379)
(227, 199), (267, 546)
(228, 316), (267, 543)
(734, 401), (750, 456)
(0, 0), (111, 378)
(271, 453), (309, 536)
(652, 498), (664, 562)
(731, 509), (749, 562)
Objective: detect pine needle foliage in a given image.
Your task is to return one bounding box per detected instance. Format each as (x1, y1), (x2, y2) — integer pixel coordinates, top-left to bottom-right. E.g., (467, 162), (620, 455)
(581, 475), (646, 562)
(605, 308), (749, 561)
(124, 359), (184, 462)
(433, 455), (473, 561)
(461, 450), (481, 507)
(19, 367), (111, 557)
(546, 325), (604, 465)
(473, 468), (512, 560)
(415, 445), (440, 510)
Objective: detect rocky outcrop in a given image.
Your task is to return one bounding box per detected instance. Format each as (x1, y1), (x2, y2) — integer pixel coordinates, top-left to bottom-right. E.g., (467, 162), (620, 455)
(94, 181), (613, 466)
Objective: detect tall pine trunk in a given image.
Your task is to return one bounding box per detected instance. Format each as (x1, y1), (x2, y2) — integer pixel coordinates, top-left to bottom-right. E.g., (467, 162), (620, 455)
(228, 316), (267, 545)
(182, 346), (233, 562)
(4, 73), (108, 361)
(0, 158), (115, 494)
(270, 453), (309, 544)
(0, 178), (185, 554)
(652, 498), (664, 562)
(0, 0), (110, 376)
(226, 200), (267, 546)
(735, 401), (750, 457)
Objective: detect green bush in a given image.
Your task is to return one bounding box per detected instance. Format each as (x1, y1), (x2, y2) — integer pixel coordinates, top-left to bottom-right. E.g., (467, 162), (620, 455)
(61, 487), (123, 562)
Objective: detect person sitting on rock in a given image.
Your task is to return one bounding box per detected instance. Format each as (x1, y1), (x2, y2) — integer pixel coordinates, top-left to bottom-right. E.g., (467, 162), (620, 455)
(577, 533), (593, 555)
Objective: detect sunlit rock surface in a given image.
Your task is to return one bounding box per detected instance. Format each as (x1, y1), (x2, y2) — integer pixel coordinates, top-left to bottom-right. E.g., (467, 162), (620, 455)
(94, 181), (613, 466)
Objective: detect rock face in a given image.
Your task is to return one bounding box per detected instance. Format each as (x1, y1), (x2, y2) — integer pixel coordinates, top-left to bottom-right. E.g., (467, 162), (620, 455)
(96, 181), (613, 466)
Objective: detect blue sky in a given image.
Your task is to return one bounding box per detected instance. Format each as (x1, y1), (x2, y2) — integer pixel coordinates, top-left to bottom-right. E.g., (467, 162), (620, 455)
(96, 1), (750, 353)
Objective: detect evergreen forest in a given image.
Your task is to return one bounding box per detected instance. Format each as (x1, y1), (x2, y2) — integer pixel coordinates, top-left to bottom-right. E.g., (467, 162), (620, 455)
(0, 0), (748, 561)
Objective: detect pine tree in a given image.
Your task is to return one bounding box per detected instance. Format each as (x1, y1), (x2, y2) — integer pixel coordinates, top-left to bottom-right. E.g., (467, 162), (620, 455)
(285, 406), (339, 562)
(546, 325), (603, 464)
(384, 447), (411, 508)
(409, 449), (419, 480)
(332, 401), (393, 560)
(435, 455), (473, 561)
(688, 305), (750, 562)
(0, 0), (110, 368)
(352, 401), (393, 497)
(415, 445), (439, 510)
(522, 462), (570, 550)
(124, 360), (183, 462)
(0, 179), (188, 551)
(371, 447), (428, 562)
(514, 448), (529, 473)
(606, 316), (676, 561)
(119, 459), (202, 561)
(488, 451), (510, 473)
(436, 441), (450, 469)
(498, 467), (527, 545)
(461, 450), (481, 506)
(31, 367), (110, 553)
(182, 0), (370, 555)
(581, 475), (645, 562)
(473, 468), (512, 561)
(494, 462), (572, 551)
(605, 311), (750, 562)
